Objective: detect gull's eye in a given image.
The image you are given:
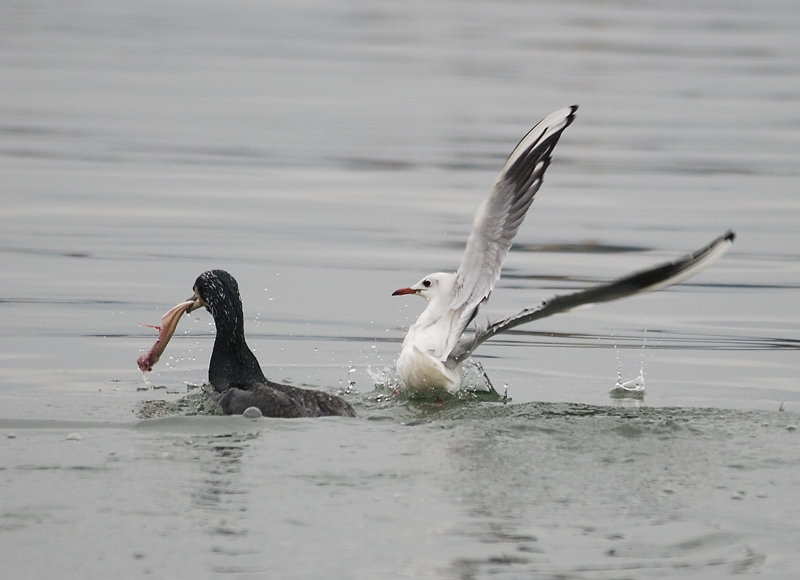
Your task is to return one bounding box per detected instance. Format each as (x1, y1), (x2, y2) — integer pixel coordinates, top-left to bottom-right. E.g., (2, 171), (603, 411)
(422, 279), (432, 288)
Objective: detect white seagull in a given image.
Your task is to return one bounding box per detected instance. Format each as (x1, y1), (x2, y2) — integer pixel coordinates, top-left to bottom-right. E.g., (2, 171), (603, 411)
(392, 105), (734, 393)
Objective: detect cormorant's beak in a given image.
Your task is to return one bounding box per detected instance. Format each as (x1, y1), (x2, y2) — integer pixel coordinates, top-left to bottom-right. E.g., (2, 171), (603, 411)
(184, 289), (205, 313)
(392, 287), (418, 296)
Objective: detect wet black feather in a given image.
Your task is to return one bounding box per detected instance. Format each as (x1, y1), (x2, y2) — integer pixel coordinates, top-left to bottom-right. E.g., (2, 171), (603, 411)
(193, 270), (356, 418)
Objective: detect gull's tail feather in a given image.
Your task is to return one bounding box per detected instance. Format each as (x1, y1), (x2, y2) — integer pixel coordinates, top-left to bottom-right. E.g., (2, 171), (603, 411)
(449, 230), (735, 363)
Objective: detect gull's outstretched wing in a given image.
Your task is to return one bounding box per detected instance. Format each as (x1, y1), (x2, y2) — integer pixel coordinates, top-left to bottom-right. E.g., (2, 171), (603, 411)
(442, 105), (578, 360)
(448, 230), (735, 364)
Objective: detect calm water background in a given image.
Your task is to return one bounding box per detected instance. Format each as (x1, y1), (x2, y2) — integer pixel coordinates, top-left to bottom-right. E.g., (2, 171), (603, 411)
(1, 0), (799, 578)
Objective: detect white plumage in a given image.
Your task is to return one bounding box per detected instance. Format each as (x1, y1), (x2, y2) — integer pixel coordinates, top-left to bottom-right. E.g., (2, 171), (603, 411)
(392, 106), (734, 394)
(393, 106), (578, 392)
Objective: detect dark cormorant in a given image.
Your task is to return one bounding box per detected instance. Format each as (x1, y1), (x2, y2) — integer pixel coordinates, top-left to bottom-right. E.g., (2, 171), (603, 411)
(139, 270), (356, 418)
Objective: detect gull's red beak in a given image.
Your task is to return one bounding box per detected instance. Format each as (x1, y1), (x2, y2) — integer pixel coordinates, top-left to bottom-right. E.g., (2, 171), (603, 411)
(392, 287), (418, 296)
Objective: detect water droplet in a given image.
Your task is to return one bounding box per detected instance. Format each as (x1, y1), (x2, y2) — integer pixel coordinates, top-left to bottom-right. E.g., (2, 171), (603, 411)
(243, 407), (262, 419)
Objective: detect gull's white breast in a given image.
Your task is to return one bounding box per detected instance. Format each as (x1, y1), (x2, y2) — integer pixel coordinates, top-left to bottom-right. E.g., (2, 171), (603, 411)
(396, 344), (461, 393)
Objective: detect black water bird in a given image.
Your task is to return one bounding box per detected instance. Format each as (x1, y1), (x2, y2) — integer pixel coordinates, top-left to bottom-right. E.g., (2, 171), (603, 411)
(141, 269), (356, 418)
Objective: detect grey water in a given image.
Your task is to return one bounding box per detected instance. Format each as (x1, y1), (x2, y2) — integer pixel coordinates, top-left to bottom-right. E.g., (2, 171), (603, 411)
(1, 0), (799, 577)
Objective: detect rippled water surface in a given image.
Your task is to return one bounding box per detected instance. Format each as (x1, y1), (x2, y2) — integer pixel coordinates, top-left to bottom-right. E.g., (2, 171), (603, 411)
(2, 0), (799, 577)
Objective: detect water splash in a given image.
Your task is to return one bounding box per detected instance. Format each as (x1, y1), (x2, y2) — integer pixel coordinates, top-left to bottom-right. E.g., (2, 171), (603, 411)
(347, 365), (357, 391)
(366, 364), (398, 389)
(610, 333), (648, 400)
(461, 359), (497, 394)
(363, 355), (506, 408)
(611, 363), (645, 393)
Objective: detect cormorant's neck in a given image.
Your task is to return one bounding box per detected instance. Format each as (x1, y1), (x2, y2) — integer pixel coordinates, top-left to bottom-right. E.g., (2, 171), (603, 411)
(207, 309), (266, 391)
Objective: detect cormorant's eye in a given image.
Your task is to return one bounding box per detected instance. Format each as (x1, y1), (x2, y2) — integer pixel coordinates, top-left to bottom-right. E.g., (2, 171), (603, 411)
(422, 279), (432, 288)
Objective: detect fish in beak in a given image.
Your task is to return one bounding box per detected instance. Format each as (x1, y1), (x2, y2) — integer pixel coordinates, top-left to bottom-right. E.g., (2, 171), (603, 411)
(137, 290), (204, 373)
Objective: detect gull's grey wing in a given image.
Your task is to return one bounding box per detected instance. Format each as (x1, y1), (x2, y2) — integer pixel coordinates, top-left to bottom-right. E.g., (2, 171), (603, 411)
(441, 105), (578, 359)
(448, 230), (735, 364)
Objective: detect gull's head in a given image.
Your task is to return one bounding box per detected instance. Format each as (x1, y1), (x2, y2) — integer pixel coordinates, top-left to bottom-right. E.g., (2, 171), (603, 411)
(392, 272), (456, 303)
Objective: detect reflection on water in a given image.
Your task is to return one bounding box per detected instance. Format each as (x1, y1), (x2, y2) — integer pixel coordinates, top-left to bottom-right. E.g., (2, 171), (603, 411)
(5, 402), (795, 577)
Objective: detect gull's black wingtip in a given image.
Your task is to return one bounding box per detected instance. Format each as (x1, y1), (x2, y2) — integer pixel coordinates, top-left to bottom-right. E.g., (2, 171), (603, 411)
(724, 230), (736, 243)
(561, 105), (579, 130)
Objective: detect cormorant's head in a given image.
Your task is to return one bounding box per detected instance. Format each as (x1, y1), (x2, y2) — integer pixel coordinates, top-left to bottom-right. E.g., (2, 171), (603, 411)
(186, 270), (244, 332)
(187, 269), (264, 387)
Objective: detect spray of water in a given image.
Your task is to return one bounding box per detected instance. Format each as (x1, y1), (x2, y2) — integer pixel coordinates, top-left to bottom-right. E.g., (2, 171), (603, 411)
(610, 331), (648, 399)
